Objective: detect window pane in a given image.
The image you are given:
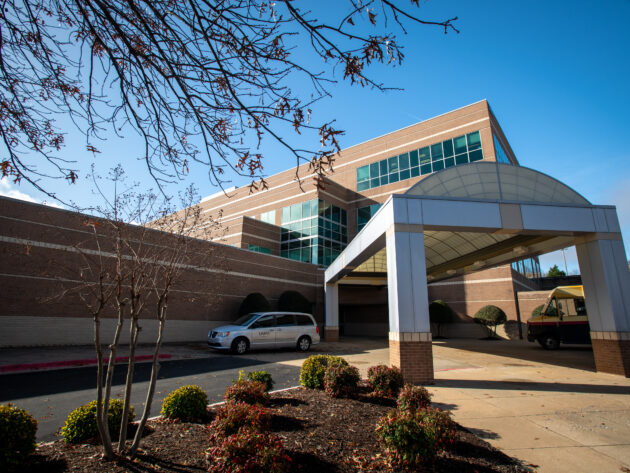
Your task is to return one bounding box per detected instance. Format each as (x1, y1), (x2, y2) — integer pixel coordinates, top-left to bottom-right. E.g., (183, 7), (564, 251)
(454, 135), (467, 154)
(289, 249), (300, 261)
(341, 209), (347, 226)
(290, 203), (301, 221)
(400, 169), (410, 181)
(370, 203), (381, 214)
(358, 207), (371, 225)
(380, 160), (388, 176)
(302, 201), (311, 218)
(281, 206), (290, 223)
(276, 314), (295, 326)
(310, 199), (318, 216)
(388, 156), (399, 173)
(444, 157), (455, 168)
(399, 153), (410, 170)
(357, 165), (369, 182)
(370, 178), (379, 188)
(370, 162), (380, 178)
(389, 172), (400, 183)
(443, 139), (454, 157)
(421, 164), (432, 175)
(380, 175), (389, 186)
(419, 147), (431, 165)
(296, 315), (314, 326)
(301, 247), (310, 262)
(432, 160), (444, 172)
(357, 180), (369, 191)
(331, 205), (340, 222)
(409, 149), (419, 168)
(467, 131), (481, 150)
(431, 143), (443, 161)
(469, 149), (483, 162)
(455, 153), (469, 165)
(410, 166), (420, 177)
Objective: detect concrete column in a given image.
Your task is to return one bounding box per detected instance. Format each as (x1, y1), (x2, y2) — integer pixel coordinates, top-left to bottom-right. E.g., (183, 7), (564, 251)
(386, 227), (434, 384)
(575, 235), (630, 377)
(324, 282), (340, 342)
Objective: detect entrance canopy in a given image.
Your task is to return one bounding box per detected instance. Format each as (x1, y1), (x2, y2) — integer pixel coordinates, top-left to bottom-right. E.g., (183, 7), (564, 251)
(324, 162), (630, 380)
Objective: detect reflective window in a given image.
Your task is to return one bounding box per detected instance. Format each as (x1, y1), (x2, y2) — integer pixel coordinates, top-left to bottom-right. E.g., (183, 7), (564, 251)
(493, 133), (512, 164)
(248, 244), (271, 255)
(276, 314), (295, 326)
(357, 203), (382, 231)
(260, 210), (275, 224)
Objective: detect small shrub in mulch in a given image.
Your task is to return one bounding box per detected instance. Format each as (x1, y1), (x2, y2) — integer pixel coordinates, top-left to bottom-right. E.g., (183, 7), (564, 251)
(210, 402), (271, 438)
(0, 404), (38, 471)
(299, 355), (348, 389)
(367, 364), (404, 397)
(474, 305), (508, 338)
(245, 370), (275, 392)
(323, 363), (360, 398)
(206, 429), (292, 473)
(61, 399), (134, 444)
(224, 380), (270, 406)
(161, 385), (209, 422)
(397, 384), (432, 413)
(376, 406), (456, 470)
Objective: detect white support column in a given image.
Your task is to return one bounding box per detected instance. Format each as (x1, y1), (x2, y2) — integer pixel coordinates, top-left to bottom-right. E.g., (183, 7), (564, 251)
(324, 282), (340, 342)
(386, 226), (434, 383)
(576, 234), (630, 376)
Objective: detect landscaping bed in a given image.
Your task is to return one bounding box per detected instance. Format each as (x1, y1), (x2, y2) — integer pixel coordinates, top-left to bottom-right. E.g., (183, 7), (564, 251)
(26, 386), (527, 473)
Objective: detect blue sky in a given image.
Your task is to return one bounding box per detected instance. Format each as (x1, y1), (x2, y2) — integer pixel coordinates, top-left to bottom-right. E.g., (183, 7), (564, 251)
(2, 0), (629, 273)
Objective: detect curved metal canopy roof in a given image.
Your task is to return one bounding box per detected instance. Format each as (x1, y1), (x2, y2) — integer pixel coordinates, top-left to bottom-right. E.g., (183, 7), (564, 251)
(405, 162), (590, 205)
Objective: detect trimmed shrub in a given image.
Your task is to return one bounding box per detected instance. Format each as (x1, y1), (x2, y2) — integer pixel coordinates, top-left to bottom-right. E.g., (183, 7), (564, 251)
(429, 300), (454, 338)
(246, 371), (274, 392)
(0, 404), (37, 470)
(531, 304), (544, 318)
(210, 402), (271, 438)
(238, 293), (271, 317)
(299, 355), (349, 389)
(206, 430), (291, 473)
(224, 380), (270, 406)
(532, 304), (558, 317)
(367, 365), (404, 397)
(473, 305), (508, 337)
(324, 363), (360, 398)
(397, 384), (432, 413)
(376, 407), (455, 470)
(278, 290), (311, 314)
(61, 399), (135, 444)
(161, 385), (208, 422)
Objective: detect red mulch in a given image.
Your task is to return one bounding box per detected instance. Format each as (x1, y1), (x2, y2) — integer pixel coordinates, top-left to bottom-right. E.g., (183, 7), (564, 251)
(25, 387), (528, 472)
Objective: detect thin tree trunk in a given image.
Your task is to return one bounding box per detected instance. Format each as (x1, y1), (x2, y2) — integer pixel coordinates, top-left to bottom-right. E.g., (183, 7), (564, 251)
(118, 309), (140, 453)
(93, 315), (115, 459)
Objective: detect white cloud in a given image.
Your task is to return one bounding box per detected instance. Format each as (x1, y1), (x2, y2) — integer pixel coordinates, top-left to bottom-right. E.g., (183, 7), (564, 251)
(0, 178), (62, 208)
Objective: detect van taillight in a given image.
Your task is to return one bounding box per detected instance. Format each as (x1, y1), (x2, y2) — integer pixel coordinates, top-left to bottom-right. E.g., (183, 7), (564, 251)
(316, 326), (320, 334)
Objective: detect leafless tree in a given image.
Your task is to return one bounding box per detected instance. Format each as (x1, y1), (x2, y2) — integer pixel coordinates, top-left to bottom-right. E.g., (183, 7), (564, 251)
(1, 1), (458, 199)
(68, 166), (222, 459)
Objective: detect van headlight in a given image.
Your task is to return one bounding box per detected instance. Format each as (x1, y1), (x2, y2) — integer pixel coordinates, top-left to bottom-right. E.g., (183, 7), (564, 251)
(217, 331), (230, 337)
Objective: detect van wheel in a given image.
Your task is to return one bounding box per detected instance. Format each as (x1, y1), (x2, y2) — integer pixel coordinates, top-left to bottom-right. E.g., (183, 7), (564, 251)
(231, 337), (249, 355)
(538, 336), (560, 350)
(297, 336), (311, 352)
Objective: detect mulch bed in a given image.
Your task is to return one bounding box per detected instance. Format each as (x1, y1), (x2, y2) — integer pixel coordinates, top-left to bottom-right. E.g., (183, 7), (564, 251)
(27, 387), (528, 473)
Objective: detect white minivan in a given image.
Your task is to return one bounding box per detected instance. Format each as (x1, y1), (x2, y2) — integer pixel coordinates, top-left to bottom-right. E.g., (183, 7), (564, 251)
(207, 312), (320, 354)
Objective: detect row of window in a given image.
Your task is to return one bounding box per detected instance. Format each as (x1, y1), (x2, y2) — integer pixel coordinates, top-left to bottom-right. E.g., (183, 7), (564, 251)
(280, 237), (343, 266)
(511, 257), (541, 279)
(493, 134), (511, 164)
(248, 244), (271, 255)
(260, 210), (276, 224)
(281, 199), (348, 226)
(357, 203), (382, 231)
(356, 131), (484, 191)
(281, 216), (348, 243)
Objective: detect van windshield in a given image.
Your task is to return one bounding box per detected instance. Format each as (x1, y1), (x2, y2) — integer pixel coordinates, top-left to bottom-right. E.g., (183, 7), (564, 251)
(233, 313), (261, 326)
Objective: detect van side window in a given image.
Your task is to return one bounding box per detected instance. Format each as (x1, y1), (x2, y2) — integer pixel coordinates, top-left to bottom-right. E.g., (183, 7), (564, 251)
(276, 314), (295, 326)
(296, 315), (314, 326)
(250, 315), (274, 329)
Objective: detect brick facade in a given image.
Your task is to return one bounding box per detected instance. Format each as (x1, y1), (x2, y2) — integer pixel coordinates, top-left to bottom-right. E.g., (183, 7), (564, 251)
(324, 327), (340, 342)
(389, 333), (434, 384)
(591, 334), (630, 377)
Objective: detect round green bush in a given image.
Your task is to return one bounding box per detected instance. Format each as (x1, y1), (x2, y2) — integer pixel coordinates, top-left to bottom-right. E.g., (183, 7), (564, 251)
(397, 384), (432, 413)
(246, 371), (274, 392)
(238, 292), (271, 317)
(0, 404), (37, 470)
(61, 399), (135, 444)
(531, 304), (544, 318)
(224, 380), (270, 406)
(473, 305), (508, 337)
(278, 290), (311, 314)
(324, 363), (360, 398)
(299, 355), (349, 389)
(376, 407), (455, 470)
(211, 402), (271, 438)
(161, 385), (208, 422)
(367, 365), (404, 397)
(429, 300), (454, 325)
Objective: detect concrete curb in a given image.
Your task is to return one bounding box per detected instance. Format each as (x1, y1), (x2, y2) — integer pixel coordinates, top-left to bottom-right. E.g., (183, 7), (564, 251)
(0, 354), (172, 375)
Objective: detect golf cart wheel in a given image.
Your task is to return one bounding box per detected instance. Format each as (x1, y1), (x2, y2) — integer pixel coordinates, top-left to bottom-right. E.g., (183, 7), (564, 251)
(538, 335), (560, 350)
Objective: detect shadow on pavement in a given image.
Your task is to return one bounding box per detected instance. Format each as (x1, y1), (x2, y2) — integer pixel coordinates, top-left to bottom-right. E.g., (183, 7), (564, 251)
(0, 355), (267, 401)
(435, 378), (630, 395)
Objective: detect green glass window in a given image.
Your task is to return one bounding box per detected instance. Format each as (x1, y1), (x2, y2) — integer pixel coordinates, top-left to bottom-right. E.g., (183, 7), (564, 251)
(467, 131), (481, 150)
(431, 143), (443, 161)
(370, 178), (379, 188)
(444, 157), (455, 168)
(331, 206), (340, 223)
(357, 180), (369, 191)
(409, 149), (419, 167)
(380, 160), (388, 176)
(399, 153), (410, 170)
(421, 164), (432, 175)
(310, 199), (318, 216)
(388, 156), (399, 174)
(455, 153), (468, 165)
(302, 201), (311, 218)
(432, 160), (444, 172)
(357, 165), (369, 182)
(290, 203), (301, 221)
(410, 166), (420, 178)
(389, 172), (400, 183)
(370, 162), (379, 178)
(454, 135), (467, 154)
(400, 169), (410, 180)
(281, 206), (290, 223)
(419, 147), (430, 165)
(443, 139), (454, 157)
(380, 175), (389, 186)
(469, 149), (483, 162)
(341, 209), (347, 226)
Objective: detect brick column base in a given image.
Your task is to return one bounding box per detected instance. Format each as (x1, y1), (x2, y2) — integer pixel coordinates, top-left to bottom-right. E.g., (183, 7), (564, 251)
(324, 326), (339, 342)
(389, 332), (434, 384)
(591, 332), (630, 377)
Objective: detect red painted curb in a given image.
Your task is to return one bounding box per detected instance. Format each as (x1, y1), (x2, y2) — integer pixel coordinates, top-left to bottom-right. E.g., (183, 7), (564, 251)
(0, 353), (172, 374)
